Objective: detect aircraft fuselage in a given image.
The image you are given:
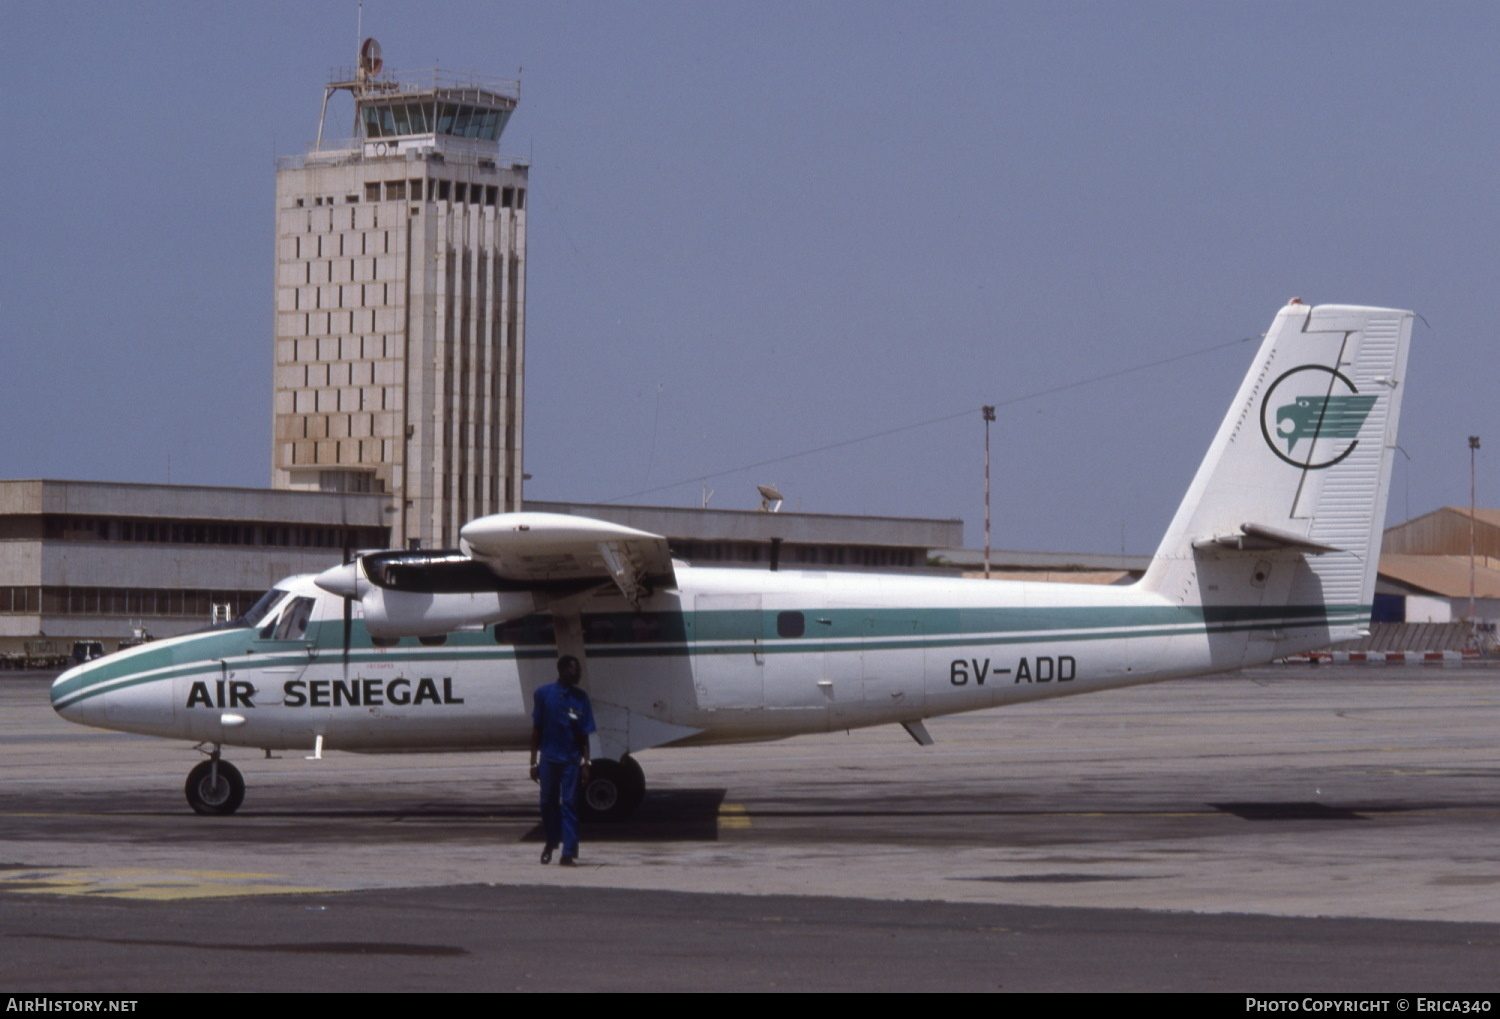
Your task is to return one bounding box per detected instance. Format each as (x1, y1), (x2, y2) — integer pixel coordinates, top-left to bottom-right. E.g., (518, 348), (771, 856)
(52, 558), (1350, 756)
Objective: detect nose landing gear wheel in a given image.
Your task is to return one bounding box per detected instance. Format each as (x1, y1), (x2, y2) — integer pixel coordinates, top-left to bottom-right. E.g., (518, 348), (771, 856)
(185, 759), (245, 815)
(578, 756), (645, 822)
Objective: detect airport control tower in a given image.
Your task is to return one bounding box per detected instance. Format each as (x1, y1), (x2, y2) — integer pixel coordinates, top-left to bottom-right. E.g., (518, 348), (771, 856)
(272, 40), (526, 550)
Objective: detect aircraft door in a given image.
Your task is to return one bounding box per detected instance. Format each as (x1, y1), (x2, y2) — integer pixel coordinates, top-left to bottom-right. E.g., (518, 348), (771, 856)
(250, 594), (316, 667)
(760, 607), (827, 726)
(691, 593), (764, 715)
(239, 594), (315, 711)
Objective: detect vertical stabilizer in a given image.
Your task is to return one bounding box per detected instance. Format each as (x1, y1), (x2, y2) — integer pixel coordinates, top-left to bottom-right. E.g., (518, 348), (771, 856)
(1139, 302), (1413, 660)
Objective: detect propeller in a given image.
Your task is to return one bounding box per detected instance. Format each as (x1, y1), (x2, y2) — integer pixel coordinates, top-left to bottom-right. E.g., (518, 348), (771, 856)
(342, 543), (354, 668)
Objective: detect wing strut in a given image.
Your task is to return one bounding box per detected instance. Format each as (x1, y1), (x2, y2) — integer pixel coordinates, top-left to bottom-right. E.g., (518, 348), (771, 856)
(901, 720), (934, 746)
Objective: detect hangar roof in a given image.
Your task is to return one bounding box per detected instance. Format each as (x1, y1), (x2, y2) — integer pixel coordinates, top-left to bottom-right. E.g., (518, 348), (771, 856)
(1378, 554), (1500, 599)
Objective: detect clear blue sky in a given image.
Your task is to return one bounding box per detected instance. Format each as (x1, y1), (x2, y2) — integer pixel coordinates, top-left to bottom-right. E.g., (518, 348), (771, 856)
(3, 1), (1494, 553)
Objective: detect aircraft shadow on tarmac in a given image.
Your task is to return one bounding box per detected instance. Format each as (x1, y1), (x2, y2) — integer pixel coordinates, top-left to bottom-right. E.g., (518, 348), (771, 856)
(1209, 801), (1416, 821)
(24, 784), (1497, 849)
(1212, 801), (1370, 820)
(6, 786), (732, 844)
(260, 788), (731, 842)
(548, 789), (728, 843)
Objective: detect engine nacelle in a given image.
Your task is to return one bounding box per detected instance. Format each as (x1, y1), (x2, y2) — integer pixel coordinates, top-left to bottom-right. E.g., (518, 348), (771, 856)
(315, 552), (542, 639)
(358, 587), (538, 639)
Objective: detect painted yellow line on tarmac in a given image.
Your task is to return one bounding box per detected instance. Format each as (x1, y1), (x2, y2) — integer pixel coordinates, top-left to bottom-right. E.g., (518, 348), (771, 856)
(718, 803), (752, 829)
(0, 867), (325, 901)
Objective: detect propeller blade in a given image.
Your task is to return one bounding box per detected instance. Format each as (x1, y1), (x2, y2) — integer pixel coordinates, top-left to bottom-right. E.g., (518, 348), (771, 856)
(342, 547), (354, 666)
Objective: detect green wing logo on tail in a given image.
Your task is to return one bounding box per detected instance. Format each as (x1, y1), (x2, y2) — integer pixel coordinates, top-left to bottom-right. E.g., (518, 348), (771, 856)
(1276, 394), (1378, 453)
(1259, 366), (1377, 469)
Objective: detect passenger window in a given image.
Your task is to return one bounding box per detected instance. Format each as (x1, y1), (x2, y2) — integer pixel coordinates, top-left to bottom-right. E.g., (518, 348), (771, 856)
(583, 616), (616, 644)
(777, 611), (806, 638)
(630, 614), (663, 643)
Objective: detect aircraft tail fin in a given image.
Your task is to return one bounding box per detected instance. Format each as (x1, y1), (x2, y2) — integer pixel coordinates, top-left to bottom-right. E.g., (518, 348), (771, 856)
(1139, 301), (1414, 659)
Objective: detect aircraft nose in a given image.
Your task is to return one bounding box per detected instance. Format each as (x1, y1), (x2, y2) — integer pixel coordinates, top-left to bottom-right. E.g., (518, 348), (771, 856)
(315, 560), (360, 599)
(51, 662), (102, 725)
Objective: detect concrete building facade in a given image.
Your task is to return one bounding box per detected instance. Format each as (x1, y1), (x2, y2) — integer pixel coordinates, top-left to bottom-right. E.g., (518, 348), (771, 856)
(0, 483), (963, 658)
(527, 502), (963, 572)
(273, 58), (527, 550)
(0, 480), (389, 658)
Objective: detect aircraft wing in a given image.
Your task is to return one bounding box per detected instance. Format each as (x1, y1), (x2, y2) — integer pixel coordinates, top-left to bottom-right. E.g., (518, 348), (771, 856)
(460, 512), (677, 605)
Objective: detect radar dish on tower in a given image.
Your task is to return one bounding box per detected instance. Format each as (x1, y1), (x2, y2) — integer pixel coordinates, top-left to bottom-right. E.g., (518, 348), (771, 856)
(359, 38), (383, 76)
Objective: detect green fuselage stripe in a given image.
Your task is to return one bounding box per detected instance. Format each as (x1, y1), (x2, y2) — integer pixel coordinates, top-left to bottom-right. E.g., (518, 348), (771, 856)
(51, 602), (1368, 709)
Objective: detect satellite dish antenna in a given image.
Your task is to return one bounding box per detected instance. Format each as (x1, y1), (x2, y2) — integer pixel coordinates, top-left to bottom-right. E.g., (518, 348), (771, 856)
(359, 37), (384, 77)
(757, 485), (784, 513)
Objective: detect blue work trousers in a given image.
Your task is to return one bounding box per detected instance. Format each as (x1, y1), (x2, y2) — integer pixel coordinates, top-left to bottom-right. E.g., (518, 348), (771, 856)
(538, 758), (581, 857)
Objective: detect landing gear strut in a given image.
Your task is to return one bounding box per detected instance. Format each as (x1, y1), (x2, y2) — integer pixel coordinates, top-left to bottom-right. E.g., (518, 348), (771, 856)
(185, 751), (245, 816)
(579, 755), (645, 822)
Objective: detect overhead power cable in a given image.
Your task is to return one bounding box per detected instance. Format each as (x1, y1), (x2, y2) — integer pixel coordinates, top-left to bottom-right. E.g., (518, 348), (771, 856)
(600, 332), (1260, 505)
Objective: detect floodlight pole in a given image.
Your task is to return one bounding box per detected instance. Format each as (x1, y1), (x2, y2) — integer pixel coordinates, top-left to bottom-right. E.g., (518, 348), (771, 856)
(983, 406), (996, 579)
(1469, 435), (1481, 621)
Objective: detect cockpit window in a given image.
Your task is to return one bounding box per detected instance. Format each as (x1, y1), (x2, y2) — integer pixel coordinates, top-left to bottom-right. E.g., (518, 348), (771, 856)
(261, 596), (315, 641)
(236, 588), (290, 630)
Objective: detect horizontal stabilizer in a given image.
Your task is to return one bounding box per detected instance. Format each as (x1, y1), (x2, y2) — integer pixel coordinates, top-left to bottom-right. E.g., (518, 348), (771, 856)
(1192, 522), (1341, 554)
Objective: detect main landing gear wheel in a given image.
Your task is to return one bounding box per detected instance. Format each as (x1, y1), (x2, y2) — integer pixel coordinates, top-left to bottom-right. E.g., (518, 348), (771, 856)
(185, 759), (245, 816)
(579, 756), (645, 822)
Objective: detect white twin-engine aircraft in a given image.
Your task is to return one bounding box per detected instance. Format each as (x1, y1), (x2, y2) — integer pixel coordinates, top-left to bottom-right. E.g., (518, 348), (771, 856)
(52, 301), (1413, 819)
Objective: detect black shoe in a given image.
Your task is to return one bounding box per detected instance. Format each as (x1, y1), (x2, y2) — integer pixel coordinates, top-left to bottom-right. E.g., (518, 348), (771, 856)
(559, 856), (577, 867)
(540, 845), (555, 865)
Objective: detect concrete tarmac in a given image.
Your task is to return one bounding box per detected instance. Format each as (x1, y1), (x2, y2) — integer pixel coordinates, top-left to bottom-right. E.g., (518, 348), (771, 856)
(2, 664), (1498, 991)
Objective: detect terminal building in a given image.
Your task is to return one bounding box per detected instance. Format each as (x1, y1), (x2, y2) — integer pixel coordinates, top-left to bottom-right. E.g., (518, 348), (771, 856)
(272, 43), (527, 551)
(0, 480), (388, 661)
(0, 480), (960, 659)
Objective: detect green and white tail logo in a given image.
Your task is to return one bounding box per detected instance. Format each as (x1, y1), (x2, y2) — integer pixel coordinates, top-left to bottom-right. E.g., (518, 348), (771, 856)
(1259, 365), (1377, 469)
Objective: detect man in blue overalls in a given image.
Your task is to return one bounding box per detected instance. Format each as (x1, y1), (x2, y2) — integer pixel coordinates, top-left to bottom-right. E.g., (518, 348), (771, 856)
(529, 655), (596, 866)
